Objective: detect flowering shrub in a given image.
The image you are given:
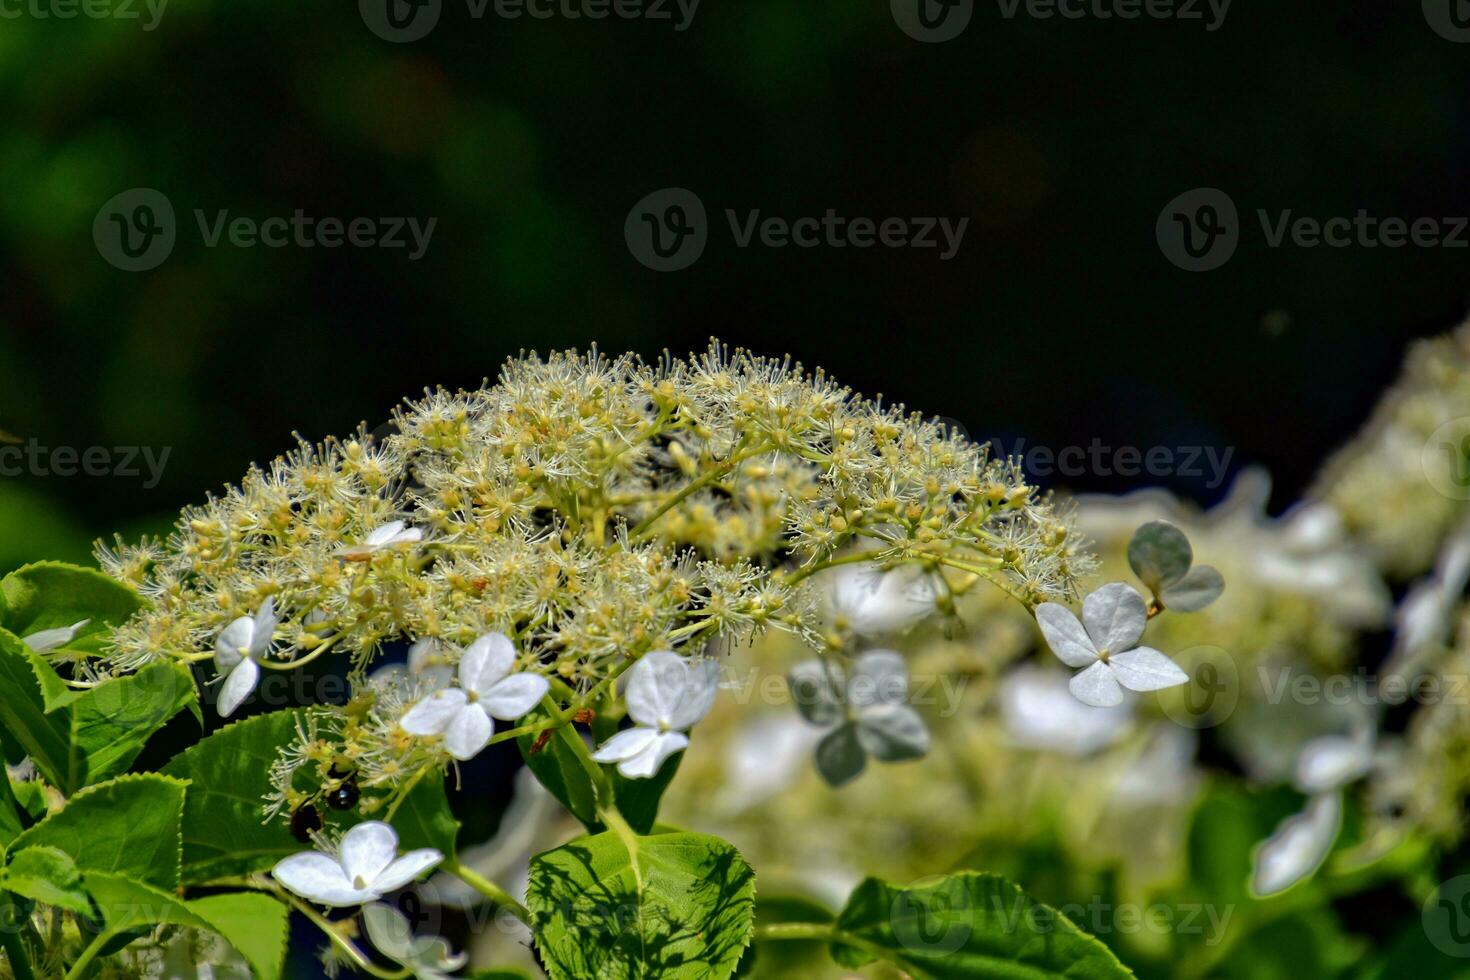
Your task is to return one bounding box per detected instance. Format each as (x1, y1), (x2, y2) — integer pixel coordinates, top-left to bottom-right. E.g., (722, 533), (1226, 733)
(1, 332), (1465, 978)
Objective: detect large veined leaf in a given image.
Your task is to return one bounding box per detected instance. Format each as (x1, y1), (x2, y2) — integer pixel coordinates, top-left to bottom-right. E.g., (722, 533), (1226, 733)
(527, 829), (756, 980)
(7, 774), (186, 890)
(830, 873), (1135, 979)
(163, 709), (457, 885)
(0, 561), (143, 656)
(85, 872), (288, 980)
(0, 845), (92, 913)
(0, 630), (196, 794)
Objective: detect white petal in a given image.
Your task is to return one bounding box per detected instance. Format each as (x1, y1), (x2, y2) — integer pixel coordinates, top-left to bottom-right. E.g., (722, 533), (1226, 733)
(616, 732), (688, 779)
(666, 659), (720, 730)
(400, 689), (469, 735)
(372, 849), (445, 893)
(273, 852), (371, 907)
(1068, 661), (1125, 707)
(214, 616), (255, 670)
(217, 657), (260, 717)
(481, 673), (549, 721)
(388, 527), (423, 546)
(855, 703), (930, 761)
(23, 619), (90, 653)
(366, 521), (406, 546)
(339, 822), (400, 886)
(1081, 583), (1148, 653)
(591, 726), (660, 763)
(1035, 603), (1099, 668)
(1108, 647), (1189, 693)
(1294, 734), (1374, 794)
(788, 660), (845, 726)
(443, 705), (493, 761)
(459, 633), (516, 696)
(848, 650), (908, 708)
(1252, 792), (1342, 896)
(249, 598), (280, 659)
(624, 651), (687, 728)
(829, 563), (937, 635)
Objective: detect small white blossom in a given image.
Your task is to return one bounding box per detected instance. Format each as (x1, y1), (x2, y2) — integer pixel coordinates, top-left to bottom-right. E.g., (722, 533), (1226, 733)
(1036, 583), (1188, 708)
(592, 651), (719, 778)
(790, 650), (931, 787)
(272, 821), (442, 908)
(22, 619), (90, 653)
(371, 638), (456, 696)
(1293, 728), (1375, 794)
(998, 665), (1132, 756)
(363, 903), (467, 980)
(341, 520), (423, 560)
(1251, 792), (1342, 897)
(214, 598), (279, 717)
(399, 633), (550, 761)
(827, 563), (938, 636)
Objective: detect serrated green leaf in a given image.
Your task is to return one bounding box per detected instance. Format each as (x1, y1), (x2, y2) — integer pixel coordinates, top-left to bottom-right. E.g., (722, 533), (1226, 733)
(0, 846), (91, 913)
(831, 872), (1135, 979)
(0, 630), (197, 793)
(1127, 521), (1193, 593)
(528, 830), (756, 980)
(1161, 564), (1225, 612)
(0, 770), (23, 848)
(8, 774), (186, 889)
(84, 873), (288, 980)
(163, 709), (456, 885)
(0, 562), (142, 657)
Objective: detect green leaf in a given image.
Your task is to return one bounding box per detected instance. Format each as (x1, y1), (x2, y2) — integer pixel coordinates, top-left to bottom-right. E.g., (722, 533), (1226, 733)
(1127, 521), (1193, 593)
(1161, 564), (1225, 612)
(0, 561), (142, 656)
(85, 873), (288, 980)
(163, 709), (456, 884)
(528, 829), (756, 980)
(0, 769), (24, 848)
(522, 713), (682, 835)
(0, 630), (197, 793)
(8, 774), (186, 890)
(0, 846), (91, 913)
(830, 872), (1135, 979)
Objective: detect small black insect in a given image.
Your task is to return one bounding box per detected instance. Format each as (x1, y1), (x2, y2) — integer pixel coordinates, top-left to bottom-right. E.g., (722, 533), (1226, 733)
(327, 777), (360, 810)
(327, 758), (356, 780)
(290, 803), (323, 842)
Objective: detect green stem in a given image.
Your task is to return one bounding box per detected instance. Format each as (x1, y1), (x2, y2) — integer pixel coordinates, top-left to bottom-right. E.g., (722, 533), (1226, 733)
(443, 859), (532, 925)
(629, 441), (771, 538)
(752, 922), (922, 976)
(279, 891), (409, 980)
(0, 894), (36, 980)
(63, 927), (117, 980)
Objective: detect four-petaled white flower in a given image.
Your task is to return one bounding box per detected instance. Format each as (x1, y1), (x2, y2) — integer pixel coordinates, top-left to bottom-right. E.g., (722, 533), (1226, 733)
(272, 821), (443, 908)
(399, 633), (549, 761)
(1035, 583), (1188, 707)
(592, 651), (719, 778)
(342, 520), (423, 560)
(22, 619), (90, 653)
(214, 598), (279, 717)
(827, 562), (938, 636)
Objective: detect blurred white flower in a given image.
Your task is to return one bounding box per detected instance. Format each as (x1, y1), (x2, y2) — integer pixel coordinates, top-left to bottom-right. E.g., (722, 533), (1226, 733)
(1036, 583), (1188, 707)
(272, 821), (442, 908)
(399, 633), (549, 761)
(998, 665), (1132, 756)
(341, 520), (423, 560)
(22, 619), (89, 653)
(1112, 726), (1200, 808)
(1251, 792), (1342, 897)
(1389, 519), (1470, 665)
(213, 598), (278, 717)
(593, 651), (720, 778)
(362, 903), (467, 980)
(715, 714), (824, 814)
(1294, 727), (1376, 794)
(826, 562), (937, 636)
(371, 638), (456, 696)
(790, 651), (931, 786)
